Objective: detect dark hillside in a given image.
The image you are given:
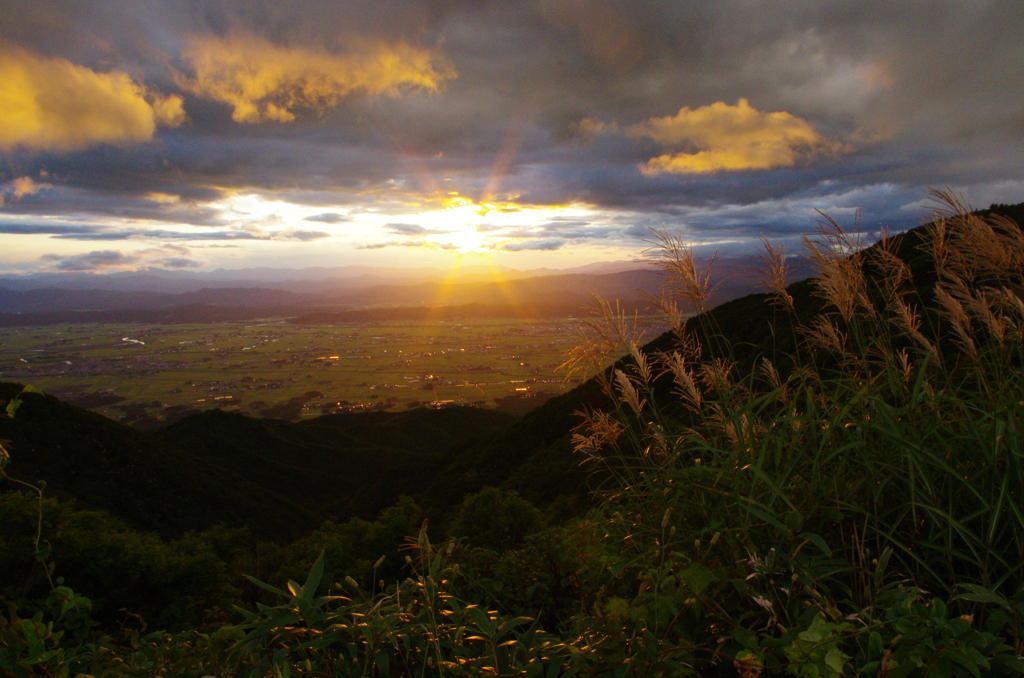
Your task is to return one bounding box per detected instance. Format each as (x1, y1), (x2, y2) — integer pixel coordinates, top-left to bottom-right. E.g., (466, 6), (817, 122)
(0, 383), (314, 539)
(154, 406), (517, 522)
(0, 383), (516, 539)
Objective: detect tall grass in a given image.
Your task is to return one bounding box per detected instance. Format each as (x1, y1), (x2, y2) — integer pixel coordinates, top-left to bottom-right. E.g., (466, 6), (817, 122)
(568, 191), (1024, 670)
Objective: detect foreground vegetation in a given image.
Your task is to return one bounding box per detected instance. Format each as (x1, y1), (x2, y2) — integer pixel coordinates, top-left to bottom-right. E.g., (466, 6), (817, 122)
(3, 193), (1024, 676)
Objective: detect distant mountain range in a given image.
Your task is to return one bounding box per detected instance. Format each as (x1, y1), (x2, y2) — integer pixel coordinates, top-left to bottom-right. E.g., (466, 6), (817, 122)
(0, 257), (817, 324)
(0, 260), (648, 294)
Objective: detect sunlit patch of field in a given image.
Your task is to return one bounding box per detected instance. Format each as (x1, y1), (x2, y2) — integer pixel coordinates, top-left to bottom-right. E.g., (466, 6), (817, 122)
(0, 317), (667, 426)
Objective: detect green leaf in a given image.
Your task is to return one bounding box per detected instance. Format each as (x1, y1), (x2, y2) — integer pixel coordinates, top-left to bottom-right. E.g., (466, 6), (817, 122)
(946, 648), (980, 678)
(929, 655), (953, 678)
(955, 584), (1011, 611)
(797, 532), (833, 558)
(824, 647), (844, 675)
(679, 563), (713, 596)
(733, 626), (758, 649)
(868, 631), (883, 656)
(243, 575), (289, 598)
(375, 650), (390, 677)
(302, 550), (326, 596)
(742, 504), (792, 539)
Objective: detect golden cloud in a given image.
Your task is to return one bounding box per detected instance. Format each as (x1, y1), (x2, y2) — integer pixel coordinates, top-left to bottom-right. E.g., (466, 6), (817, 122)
(0, 44), (185, 152)
(630, 99), (844, 174)
(0, 175), (52, 208)
(176, 33), (455, 123)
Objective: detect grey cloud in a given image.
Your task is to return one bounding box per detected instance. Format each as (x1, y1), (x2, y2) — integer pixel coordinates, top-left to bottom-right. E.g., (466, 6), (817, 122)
(355, 239), (458, 250)
(475, 223), (506, 232)
(386, 223), (453, 235)
(304, 212), (350, 223)
(387, 223), (428, 235)
(500, 223), (619, 241)
(50, 230), (251, 241)
(40, 250), (142, 271)
(48, 227), (330, 242)
(270, 228), (330, 242)
(151, 256), (202, 269)
(38, 245), (202, 271)
(0, 223), (101, 235)
(499, 238), (566, 251)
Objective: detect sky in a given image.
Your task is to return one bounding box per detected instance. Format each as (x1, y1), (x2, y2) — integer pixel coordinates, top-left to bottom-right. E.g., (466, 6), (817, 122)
(1, 0), (1022, 275)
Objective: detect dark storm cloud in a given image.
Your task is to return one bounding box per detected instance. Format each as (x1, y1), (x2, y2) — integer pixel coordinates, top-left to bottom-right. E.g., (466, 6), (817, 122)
(0, 0), (1021, 261)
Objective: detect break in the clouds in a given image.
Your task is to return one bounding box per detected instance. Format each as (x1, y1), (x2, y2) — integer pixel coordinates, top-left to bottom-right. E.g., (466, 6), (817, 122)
(0, 0), (1022, 273)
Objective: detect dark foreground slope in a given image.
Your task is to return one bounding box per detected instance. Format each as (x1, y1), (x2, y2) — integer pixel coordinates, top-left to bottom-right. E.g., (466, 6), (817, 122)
(0, 383), (314, 540)
(153, 406), (516, 523)
(0, 383), (515, 538)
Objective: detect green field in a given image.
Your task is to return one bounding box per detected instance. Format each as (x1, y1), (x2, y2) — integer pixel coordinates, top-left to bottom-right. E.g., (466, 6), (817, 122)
(0, 317), (667, 425)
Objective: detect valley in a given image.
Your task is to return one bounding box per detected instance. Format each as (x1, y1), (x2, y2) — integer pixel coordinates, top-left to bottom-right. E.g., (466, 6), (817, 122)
(0, 316), (668, 426)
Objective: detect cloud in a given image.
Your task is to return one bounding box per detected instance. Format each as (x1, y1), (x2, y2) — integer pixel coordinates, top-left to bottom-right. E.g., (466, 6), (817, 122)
(49, 229), (253, 241)
(355, 238), (458, 251)
(387, 222), (428, 235)
(0, 220), (330, 242)
(499, 238), (566, 251)
(0, 44), (185, 152)
(40, 250), (137, 271)
(629, 99), (845, 174)
(385, 222), (453, 235)
(39, 246), (201, 272)
(304, 212), (350, 223)
(175, 32), (455, 123)
(539, 0), (642, 71)
(0, 223), (100, 236)
(152, 256), (201, 269)
(0, 176), (52, 206)
(8, 177), (49, 199)
(269, 228), (330, 241)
